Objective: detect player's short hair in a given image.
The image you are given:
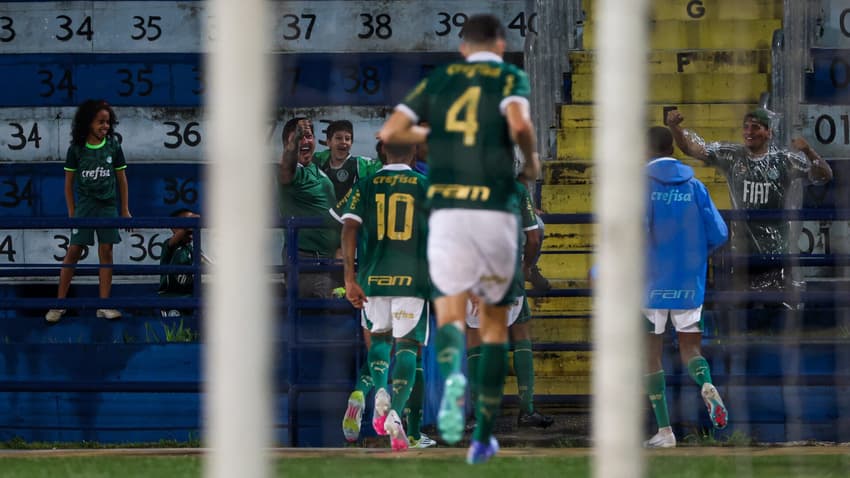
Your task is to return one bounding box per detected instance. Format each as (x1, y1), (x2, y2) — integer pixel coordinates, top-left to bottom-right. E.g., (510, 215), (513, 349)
(170, 208), (195, 217)
(744, 108), (771, 130)
(326, 120), (353, 139)
(460, 14), (506, 44)
(375, 139), (387, 164)
(383, 142), (415, 159)
(282, 117), (313, 144)
(648, 126), (674, 158)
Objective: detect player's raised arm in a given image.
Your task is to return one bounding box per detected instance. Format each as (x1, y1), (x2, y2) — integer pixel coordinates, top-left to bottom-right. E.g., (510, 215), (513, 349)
(791, 137), (833, 184)
(666, 109), (709, 162)
(506, 101), (539, 181)
(279, 123), (304, 185)
(378, 111), (430, 145)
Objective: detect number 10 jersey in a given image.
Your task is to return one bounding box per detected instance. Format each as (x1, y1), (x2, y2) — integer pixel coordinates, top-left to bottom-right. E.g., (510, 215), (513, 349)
(335, 164), (431, 298)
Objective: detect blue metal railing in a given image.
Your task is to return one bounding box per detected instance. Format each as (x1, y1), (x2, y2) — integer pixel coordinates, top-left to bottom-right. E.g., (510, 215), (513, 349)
(537, 208), (850, 299)
(4, 208), (850, 444)
(0, 216), (204, 310)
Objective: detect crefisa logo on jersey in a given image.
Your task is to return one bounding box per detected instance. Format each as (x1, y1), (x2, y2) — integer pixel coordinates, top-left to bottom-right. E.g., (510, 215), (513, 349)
(80, 167), (112, 179)
(651, 189), (693, 205)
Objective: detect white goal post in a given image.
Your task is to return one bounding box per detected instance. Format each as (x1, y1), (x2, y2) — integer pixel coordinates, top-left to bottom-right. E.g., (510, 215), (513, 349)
(592, 1), (650, 477)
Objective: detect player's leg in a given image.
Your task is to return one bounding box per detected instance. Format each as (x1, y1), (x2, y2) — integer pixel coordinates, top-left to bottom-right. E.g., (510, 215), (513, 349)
(467, 302), (509, 464)
(95, 242), (121, 320)
(428, 209), (517, 448)
(46, 244), (85, 323)
(527, 216), (551, 291)
(466, 329), (482, 410)
(673, 309), (727, 430)
(405, 348), (433, 448)
(369, 332), (393, 435)
(342, 318), (374, 442)
(465, 308), (482, 432)
(384, 337), (417, 451)
(433, 293), (469, 444)
(48, 215), (95, 323)
(355, 328), (374, 396)
(383, 297), (428, 451)
(510, 304), (554, 428)
(361, 299), (393, 435)
(644, 330), (675, 448)
(93, 216), (122, 319)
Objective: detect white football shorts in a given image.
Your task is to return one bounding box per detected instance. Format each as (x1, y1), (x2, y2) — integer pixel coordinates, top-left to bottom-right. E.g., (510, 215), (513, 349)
(643, 307), (703, 334)
(428, 209), (518, 305)
(465, 296), (523, 329)
(361, 296), (428, 341)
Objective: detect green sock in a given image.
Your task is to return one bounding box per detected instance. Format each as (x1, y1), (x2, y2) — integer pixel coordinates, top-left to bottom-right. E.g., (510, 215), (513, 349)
(687, 356), (713, 387)
(646, 370), (671, 429)
(368, 334), (392, 392)
(473, 342), (509, 443)
(436, 323), (465, 379)
(512, 339), (535, 414)
(391, 341), (418, 415)
(405, 355), (424, 440)
(354, 358), (374, 396)
(467, 345), (482, 406)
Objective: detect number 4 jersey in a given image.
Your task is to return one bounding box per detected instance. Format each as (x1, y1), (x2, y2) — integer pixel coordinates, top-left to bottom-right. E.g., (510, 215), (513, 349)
(332, 164), (430, 298)
(397, 51), (531, 212)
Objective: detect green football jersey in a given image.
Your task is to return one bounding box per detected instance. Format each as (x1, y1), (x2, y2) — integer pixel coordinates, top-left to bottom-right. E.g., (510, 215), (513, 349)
(705, 142), (810, 254)
(512, 181), (538, 294)
(400, 52), (531, 212)
(158, 241), (193, 297)
(278, 162), (340, 257)
(337, 164), (430, 298)
(63, 136), (127, 203)
(517, 181), (538, 238)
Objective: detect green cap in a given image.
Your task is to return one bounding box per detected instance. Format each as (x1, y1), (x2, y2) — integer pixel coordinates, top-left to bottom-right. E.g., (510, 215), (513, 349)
(744, 108), (771, 129)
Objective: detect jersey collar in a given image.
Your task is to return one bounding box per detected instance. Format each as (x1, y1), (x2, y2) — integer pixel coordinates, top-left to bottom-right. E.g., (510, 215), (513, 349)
(467, 52), (503, 63)
(380, 164), (412, 172)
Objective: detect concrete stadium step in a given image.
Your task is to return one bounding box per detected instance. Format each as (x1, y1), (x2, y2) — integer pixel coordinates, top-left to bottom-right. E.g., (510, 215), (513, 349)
(545, 160), (725, 185)
(541, 183), (734, 213)
(583, 0), (783, 22)
(511, 351), (592, 377)
(505, 375), (591, 395)
(530, 295), (592, 315)
(569, 73), (769, 103)
(537, 224), (594, 253)
(530, 318), (592, 344)
(560, 103), (756, 128)
(569, 50), (771, 75)
(583, 19), (780, 50)
(534, 253), (594, 280)
(557, 126), (743, 160)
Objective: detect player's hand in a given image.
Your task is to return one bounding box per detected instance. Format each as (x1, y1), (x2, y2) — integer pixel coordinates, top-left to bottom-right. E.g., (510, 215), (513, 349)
(285, 124), (304, 153)
(666, 109), (684, 127)
(121, 210), (133, 232)
(469, 295), (481, 318)
(791, 137), (811, 152)
(345, 282), (368, 309)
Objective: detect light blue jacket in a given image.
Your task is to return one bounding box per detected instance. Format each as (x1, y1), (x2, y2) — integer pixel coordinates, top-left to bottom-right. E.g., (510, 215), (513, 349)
(646, 157), (728, 309)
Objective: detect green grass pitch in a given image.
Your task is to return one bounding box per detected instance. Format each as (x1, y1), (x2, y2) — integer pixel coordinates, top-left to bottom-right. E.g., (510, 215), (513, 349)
(1, 450), (849, 478)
